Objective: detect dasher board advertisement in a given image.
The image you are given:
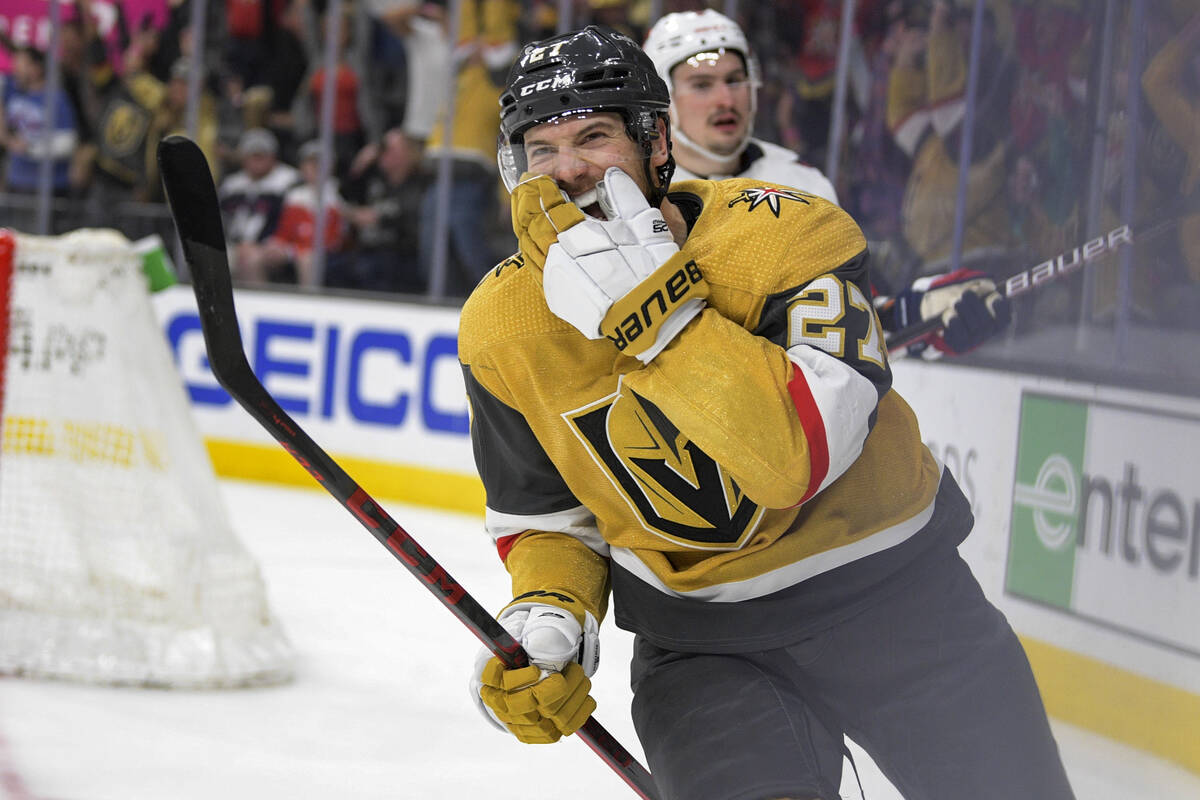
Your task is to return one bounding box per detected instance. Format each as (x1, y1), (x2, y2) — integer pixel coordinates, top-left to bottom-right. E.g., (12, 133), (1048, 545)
(1007, 393), (1200, 657)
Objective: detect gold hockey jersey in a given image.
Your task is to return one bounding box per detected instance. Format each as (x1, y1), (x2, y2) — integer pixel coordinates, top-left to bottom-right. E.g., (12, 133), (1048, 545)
(458, 178), (971, 652)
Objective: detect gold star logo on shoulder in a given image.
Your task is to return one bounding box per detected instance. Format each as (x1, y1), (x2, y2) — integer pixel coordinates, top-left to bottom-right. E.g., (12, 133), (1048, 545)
(727, 186), (811, 217)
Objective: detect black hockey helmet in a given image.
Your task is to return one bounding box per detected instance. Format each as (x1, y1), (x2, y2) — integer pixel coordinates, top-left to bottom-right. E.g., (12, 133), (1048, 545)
(498, 26), (675, 202)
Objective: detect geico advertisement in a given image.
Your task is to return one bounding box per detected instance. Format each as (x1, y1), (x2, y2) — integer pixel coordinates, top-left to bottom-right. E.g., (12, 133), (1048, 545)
(151, 286), (474, 474)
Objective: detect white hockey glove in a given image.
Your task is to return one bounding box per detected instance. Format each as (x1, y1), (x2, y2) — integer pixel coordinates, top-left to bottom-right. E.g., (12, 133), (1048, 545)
(542, 166), (709, 363)
(469, 592), (600, 744)
(894, 268), (1012, 358)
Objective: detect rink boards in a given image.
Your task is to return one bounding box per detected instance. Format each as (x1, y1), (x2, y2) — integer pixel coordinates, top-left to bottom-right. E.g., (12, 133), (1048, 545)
(152, 285), (1200, 777)
(153, 286), (480, 512)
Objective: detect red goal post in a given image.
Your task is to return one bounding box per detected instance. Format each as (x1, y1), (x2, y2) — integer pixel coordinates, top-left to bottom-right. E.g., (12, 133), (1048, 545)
(0, 231), (13, 420)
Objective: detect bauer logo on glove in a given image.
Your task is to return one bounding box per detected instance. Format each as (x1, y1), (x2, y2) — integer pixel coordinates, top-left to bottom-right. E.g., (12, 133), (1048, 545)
(601, 257), (707, 354)
(540, 166), (710, 364)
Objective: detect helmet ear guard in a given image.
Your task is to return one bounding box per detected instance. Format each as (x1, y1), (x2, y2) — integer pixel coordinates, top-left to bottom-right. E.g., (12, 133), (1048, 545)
(625, 108), (674, 207)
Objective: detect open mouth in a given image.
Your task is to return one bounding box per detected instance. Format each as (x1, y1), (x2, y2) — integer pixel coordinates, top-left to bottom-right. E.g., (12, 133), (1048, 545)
(710, 113), (741, 134)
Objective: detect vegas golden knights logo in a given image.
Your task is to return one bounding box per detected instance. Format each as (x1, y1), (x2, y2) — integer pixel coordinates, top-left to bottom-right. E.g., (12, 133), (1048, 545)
(565, 388), (764, 550)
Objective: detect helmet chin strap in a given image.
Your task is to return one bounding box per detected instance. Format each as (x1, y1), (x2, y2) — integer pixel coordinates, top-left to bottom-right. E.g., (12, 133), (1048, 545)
(631, 113), (674, 208)
(667, 97), (757, 175)
(671, 122), (748, 170)
(645, 152), (674, 208)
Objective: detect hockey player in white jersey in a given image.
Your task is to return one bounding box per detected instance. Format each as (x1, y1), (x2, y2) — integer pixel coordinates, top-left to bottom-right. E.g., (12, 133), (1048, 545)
(461, 24), (1074, 800)
(643, 9), (837, 202)
(644, 10), (1011, 358)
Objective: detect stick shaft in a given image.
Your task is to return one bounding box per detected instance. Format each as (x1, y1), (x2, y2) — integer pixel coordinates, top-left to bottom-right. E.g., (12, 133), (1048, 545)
(884, 223), (1136, 353)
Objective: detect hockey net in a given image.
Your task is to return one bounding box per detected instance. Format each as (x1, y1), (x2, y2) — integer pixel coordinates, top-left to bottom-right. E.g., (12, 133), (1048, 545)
(0, 228), (294, 688)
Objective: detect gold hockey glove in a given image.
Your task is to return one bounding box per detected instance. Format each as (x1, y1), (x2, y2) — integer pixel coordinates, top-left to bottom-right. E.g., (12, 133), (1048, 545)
(469, 590), (601, 744)
(477, 660), (596, 744)
(511, 172), (585, 271)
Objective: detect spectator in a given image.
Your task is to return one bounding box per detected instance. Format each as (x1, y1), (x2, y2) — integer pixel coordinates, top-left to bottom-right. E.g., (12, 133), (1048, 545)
(769, 0), (874, 169)
(146, 0), (192, 84)
(88, 26), (167, 205)
(420, 0), (518, 298)
(225, 0), (277, 103)
(0, 46), (80, 196)
(250, 139), (346, 287)
(1005, 1), (1089, 265)
(522, 0), (560, 41)
(334, 129), (430, 294)
(145, 58), (221, 201)
(584, 0), (646, 42)
(56, 16), (102, 197)
(1140, 7), (1200, 325)
(242, 0), (310, 158)
(886, 0), (1014, 276)
(218, 127), (300, 283)
(843, 2), (917, 249)
(364, 2), (452, 142)
(300, 7), (367, 176)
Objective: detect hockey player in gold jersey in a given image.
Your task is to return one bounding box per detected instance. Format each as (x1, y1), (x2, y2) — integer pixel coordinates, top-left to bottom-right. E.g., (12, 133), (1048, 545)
(461, 25), (1074, 800)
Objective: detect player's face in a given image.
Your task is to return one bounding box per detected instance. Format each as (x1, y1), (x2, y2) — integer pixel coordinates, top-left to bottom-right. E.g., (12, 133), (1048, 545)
(12, 52), (37, 88)
(520, 111), (659, 214)
(670, 50), (752, 156)
(300, 158), (320, 185)
(241, 152), (275, 179)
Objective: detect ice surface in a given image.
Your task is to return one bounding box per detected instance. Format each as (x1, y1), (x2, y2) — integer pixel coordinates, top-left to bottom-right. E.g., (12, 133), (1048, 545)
(1, 480), (1196, 799)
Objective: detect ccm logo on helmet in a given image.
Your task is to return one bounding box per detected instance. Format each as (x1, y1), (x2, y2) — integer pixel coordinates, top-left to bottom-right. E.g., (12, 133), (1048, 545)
(519, 73), (574, 97)
(607, 260), (704, 351)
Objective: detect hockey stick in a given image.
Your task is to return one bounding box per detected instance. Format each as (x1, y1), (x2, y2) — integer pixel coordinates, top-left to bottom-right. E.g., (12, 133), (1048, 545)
(884, 222), (1138, 353)
(155, 136), (659, 800)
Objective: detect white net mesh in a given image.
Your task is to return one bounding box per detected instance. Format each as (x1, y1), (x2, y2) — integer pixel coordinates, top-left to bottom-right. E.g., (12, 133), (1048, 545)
(0, 229), (294, 688)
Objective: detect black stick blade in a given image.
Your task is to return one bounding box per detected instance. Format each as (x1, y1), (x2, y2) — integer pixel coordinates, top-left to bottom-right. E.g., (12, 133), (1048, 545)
(158, 135), (226, 252)
(157, 135), (252, 388)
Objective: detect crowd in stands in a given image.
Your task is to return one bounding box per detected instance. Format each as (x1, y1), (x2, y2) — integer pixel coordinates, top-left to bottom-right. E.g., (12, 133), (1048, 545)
(1, 0), (1197, 327)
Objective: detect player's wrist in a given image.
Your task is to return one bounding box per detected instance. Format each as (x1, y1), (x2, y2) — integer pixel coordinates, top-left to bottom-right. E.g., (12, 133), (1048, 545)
(501, 589), (600, 676)
(599, 252), (709, 361)
(502, 588), (589, 629)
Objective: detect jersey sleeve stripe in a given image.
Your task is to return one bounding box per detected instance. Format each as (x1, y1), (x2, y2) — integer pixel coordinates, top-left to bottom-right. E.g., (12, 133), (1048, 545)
(784, 361), (830, 507)
(495, 532), (526, 562)
(786, 345), (877, 503)
(485, 505), (610, 559)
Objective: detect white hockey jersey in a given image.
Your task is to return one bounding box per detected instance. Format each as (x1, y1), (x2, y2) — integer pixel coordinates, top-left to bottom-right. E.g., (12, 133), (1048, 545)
(671, 138), (839, 205)
(218, 163), (301, 244)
